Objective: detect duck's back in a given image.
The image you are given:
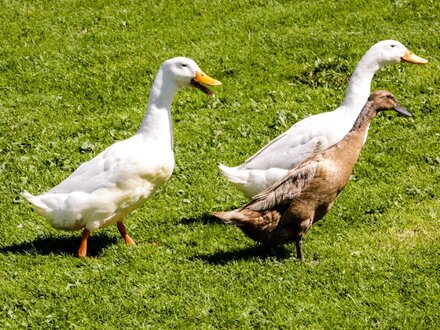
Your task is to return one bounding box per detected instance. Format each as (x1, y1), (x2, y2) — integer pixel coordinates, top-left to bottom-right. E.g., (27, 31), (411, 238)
(240, 107), (356, 171)
(49, 134), (174, 195)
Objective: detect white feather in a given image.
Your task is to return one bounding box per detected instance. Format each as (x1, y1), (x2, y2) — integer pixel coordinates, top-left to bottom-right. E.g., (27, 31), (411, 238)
(220, 40), (425, 198)
(22, 57), (218, 233)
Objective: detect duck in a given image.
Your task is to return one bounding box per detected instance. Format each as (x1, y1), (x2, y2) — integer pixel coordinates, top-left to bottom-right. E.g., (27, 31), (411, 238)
(22, 57), (221, 258)
(219, 40), (427, 198)
(213, 90), (411, 261)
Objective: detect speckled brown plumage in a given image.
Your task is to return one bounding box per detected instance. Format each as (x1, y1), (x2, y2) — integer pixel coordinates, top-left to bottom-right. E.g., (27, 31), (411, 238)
(213, 91), (411, 261)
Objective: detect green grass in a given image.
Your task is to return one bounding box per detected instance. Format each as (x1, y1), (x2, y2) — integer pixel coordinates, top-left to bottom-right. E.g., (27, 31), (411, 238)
(1, 0), (439, 328)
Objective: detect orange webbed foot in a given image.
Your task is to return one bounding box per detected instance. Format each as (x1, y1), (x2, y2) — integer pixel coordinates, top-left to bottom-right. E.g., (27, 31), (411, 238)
(117, 221), (136, 246)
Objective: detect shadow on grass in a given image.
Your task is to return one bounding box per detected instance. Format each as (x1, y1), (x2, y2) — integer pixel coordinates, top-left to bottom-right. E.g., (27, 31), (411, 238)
(179, 212), (223, 226)
(0, 233), (117, 257)
(182, 213), (295, 264)
(193, 244), (293, 265)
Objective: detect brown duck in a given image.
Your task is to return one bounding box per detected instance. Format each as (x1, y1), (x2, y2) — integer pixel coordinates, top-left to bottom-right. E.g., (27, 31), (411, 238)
(213, 90), (411, 261)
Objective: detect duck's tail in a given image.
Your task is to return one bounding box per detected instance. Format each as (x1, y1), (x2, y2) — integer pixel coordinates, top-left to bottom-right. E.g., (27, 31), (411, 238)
(218, 164), (248, 184)
(213, 210), (243, 226)
(212, 209), (264, 227)
(21, 191), (52, 215)
(218, 163), (258, 198)
(218, 163), (288, 199)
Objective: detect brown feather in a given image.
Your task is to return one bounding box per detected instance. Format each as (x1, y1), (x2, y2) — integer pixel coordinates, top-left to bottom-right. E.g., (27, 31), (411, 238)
(213, 91), (410, 260)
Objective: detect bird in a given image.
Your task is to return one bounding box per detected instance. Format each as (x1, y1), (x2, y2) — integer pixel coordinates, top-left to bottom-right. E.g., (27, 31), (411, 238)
(213, 90), (411, 261)
(22, 57), (221, 258)
(219, 40), (427, 198)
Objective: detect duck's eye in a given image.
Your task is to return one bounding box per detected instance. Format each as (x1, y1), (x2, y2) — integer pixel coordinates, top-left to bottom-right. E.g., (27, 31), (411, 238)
(181, 63), (188, 68)
(390, 44), (396, 48)
(386, 94), (393, 99)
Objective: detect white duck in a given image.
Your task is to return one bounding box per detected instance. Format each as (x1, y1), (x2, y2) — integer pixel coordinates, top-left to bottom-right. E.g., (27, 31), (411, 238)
(22, 57), (221, 258)
(219, 40), (427, 198)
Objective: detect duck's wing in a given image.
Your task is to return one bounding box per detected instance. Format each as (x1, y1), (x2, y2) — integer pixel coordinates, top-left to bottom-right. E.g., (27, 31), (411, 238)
(239, 109), (349, 171)
(49, 137), (142, 194)
(244, 160), (319, 212)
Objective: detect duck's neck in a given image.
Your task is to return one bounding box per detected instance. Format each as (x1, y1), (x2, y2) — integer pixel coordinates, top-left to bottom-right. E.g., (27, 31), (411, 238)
(341, 51), (382, 114)
(333, 102), (377, 165)
(137, 70), (178, 149)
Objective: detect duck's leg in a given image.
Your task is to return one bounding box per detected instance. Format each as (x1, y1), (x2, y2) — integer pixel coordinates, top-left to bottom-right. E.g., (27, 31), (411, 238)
(295, 239), (304, 261)
(78, 228), (90, 258)
(117, 221), (135, 246)
(261, 244), (281, 256)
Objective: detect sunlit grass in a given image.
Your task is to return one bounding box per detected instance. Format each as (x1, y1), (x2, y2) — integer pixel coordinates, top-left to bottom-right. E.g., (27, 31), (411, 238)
(0, 0), (439, 328)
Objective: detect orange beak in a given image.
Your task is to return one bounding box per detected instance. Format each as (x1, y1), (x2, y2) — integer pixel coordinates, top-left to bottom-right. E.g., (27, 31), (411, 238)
(191, 69), (221, 97)
(194, 69), (222, 86)
(401, 50), (428, 64)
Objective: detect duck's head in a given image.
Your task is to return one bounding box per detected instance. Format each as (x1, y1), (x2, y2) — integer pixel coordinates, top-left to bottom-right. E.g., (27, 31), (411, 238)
(161, 57), (221, 96)
(367, 40), (428, 67)
(368, 90), (412, 117)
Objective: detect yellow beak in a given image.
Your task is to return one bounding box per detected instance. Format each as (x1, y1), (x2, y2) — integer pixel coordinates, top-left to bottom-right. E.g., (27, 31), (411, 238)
(191, 69), (221, 96)
(401, 50), (428, 64)
(194, 69), (222, 86)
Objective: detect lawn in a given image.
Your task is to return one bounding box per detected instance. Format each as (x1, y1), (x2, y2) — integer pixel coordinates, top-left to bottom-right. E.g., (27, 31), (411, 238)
(0, 0), (439, 328)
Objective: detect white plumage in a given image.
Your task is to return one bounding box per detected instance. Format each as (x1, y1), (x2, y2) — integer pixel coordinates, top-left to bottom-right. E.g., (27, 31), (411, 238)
(219, 40), (427, 198)
(22, 57), (221, 257)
